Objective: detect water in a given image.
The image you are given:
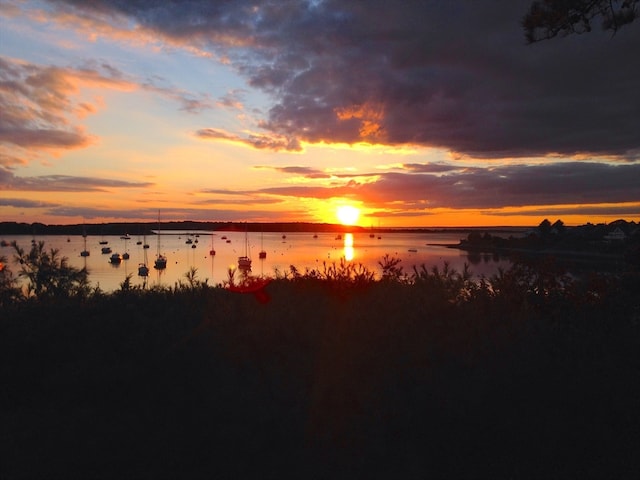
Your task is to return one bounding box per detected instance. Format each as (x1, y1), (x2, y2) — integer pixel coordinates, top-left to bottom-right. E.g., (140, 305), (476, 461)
(1, 230), (515, 293)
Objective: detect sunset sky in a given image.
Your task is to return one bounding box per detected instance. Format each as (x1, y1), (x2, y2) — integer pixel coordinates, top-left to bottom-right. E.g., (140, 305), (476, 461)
(1, 0), (639, 227)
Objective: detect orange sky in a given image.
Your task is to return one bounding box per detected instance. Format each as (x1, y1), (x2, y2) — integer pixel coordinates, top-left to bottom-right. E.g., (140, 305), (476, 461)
(1, 1), (638, 227)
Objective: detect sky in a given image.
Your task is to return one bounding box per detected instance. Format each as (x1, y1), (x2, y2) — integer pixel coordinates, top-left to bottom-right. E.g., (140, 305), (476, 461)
(1, 0), (639, 227)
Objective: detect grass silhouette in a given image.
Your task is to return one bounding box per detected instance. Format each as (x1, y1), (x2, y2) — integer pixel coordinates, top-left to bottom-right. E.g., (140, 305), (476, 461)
(1, 244), (639, 478)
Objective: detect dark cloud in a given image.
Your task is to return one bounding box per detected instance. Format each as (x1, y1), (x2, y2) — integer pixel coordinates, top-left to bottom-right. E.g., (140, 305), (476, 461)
(402, 163), (462, 174)
(46, 206), (308, 222)
(249, 162), (640, 211)
(46, 0), (640, 159)
(0, 168), (154, 191)
(490, 205), (640, 218)
(0, 198), (59, 208)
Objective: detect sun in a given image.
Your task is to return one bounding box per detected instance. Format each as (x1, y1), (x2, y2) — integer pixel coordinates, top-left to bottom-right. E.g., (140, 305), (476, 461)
(336, 205), (360, 226)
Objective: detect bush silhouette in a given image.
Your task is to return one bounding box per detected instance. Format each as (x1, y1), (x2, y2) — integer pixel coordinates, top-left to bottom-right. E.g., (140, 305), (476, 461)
(0, 240), (639, 478)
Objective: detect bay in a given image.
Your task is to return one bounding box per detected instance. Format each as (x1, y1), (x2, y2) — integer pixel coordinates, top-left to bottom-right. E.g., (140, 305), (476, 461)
(1, 230), (517, 293)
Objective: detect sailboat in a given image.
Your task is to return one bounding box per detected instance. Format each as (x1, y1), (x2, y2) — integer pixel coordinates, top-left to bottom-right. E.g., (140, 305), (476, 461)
(238, 228), (252, 271)
(122, 236), (130, 260)
(80, 226), (90, 257)
(259, 230), (266, 259)
(209, 232), (216, 256)
(154, 211), (167, 270)
(138, 234), (149, 276)
(99, 228), (108, 245)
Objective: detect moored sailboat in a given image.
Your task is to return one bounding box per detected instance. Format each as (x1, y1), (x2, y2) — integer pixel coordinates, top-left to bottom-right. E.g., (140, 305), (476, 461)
(259, 230), (266, 259)
(238, 229), (252, 271)
(209, 232), (216, 256)
(154, 211), (167, 270)
(80, 226), (90, 257)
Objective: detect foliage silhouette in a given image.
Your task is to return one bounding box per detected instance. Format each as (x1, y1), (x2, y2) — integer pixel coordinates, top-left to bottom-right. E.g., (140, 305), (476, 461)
(523, 0), (639, 42)
(1, 240), (639, 478)
(10, 240), (90, 300)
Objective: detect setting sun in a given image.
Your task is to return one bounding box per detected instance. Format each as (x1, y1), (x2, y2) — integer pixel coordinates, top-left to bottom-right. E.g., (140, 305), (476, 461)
(336, 205), (360, 226)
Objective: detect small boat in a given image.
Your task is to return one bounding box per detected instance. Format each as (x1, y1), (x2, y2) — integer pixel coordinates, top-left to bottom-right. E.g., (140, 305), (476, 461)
(209, 233), (216, 256)
(155, 254), (167, 269)
(109, 253), (122, 264)
(138, 264), (149, 277)
(138, 240), (149, 277)
(221, 236), (227, 240)
(120, 234), (131, 240)
(238, 256), (252, 269)
(408, 248), (418, 253)
(99, 240), (108, 245)
(186, 238), (193, 244)
(238, 229), (252, 271)
(259, 230), (267, 259)
(335, 234), (342, 240)
(80, 227), (90, 257)
(122, 236), (130, 260)
(191, 244), (196, 249)
(154, 211), (167, 270)
(101, 246), (112, 254)
(0, 240), (9, 247)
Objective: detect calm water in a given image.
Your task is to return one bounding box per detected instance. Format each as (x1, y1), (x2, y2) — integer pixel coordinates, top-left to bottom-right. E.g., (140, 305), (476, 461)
(2, 230), (515, 292)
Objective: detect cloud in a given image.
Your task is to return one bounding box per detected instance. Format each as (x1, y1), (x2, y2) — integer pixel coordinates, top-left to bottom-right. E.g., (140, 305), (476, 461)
(402, 163), (463, 174)
(141, 78), (215, 113)
(254, 165), (331, 179)
(195, 128), (301, 151)
(40, 0), (640, 160)
(45, 206), (307, 222)
(489, 204), (640, 218)
(0, 197), (59, 208)
(0, 168), (154, 192)
(0, 53), (221, 162)
(0, 56), (135, 154)
(247, 162), (640, 212)
(0, 148), (28, 166)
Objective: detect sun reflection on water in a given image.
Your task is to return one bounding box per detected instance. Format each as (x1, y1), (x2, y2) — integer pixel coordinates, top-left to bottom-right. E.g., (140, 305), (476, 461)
(343, 233), (354, 261)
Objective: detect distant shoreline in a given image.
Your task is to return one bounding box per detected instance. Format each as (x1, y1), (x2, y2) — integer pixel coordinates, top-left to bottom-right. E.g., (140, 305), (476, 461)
(0, 220), (530, 237)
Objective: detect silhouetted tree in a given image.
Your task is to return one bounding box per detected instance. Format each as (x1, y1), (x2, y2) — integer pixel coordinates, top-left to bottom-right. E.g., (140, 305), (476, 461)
(0, 254), (20, 307)
(11, 241), (90, 299)
(523, 0), (639, 42)
(552, 219), (566, 235)
(538, 218), (552, 237)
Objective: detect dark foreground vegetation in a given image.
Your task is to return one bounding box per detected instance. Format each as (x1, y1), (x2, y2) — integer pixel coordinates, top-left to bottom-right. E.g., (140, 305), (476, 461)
(1, 242), (639, 479)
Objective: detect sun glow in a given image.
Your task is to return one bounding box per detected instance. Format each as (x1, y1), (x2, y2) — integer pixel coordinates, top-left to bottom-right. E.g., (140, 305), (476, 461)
(336, 205), (360, 226)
